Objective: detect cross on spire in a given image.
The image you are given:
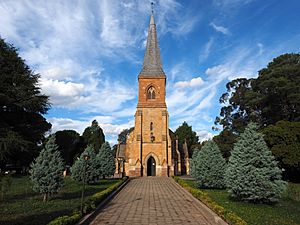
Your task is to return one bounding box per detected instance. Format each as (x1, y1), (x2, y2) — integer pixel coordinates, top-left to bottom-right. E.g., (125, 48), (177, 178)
(151, 2), (154, 14)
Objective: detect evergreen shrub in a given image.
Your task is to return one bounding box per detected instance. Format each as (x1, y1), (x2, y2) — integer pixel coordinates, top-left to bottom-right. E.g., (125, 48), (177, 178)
(190, 141), (226, 189)
(225, 123), (286, 203)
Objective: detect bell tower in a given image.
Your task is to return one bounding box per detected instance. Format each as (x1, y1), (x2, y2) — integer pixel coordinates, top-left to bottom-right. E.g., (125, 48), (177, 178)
(130, 11), (171, 177)
(116, 7), (183, 178)
(137, 13), (166, 108)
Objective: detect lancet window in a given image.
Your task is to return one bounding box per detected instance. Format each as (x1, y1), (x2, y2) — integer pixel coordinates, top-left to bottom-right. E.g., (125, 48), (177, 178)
(147, 86), (156, 99)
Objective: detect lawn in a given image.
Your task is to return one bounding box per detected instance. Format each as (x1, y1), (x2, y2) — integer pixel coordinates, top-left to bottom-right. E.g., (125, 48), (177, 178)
(0, 175), (120, 225)
(185, 180), (300, 225)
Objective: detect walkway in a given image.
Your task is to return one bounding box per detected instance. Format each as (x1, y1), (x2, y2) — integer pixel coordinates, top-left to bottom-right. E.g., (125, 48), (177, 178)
(90, 177), (227, 225)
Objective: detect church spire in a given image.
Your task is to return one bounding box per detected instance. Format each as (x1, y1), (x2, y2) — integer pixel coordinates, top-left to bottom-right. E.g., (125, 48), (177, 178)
(139, 9), (165, 77)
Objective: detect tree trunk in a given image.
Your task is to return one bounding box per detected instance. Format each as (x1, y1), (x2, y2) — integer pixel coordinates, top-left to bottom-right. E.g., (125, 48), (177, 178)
(43, 193), (48, 202)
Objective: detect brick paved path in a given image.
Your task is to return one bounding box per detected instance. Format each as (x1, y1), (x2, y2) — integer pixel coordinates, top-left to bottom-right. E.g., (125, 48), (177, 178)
(90, 177), (228, 225)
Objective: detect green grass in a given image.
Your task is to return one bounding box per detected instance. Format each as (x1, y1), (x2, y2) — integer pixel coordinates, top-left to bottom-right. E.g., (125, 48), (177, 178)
(185, 180), (300, 225)
(0, 176), (119, 225)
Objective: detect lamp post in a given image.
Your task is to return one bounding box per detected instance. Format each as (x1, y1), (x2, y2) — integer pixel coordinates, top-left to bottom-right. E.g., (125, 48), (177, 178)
(81, 154), (90, 215)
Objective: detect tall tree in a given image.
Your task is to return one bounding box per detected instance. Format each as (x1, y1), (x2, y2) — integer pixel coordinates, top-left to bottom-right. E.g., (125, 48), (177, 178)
(97, 142), (116, 178)
(0, 38), (51, 167)
(54, 130), (83, 166)
(225, 123), (286, 203)
(252, 54), (300, 125)
(71, 145), (100, 184)
(29, 136), (64, 202)
(213, 129), (238, 159)
(263, 121), (300, 182)
(82, 120), (105, 153)
(214, 78), (253, 134)
(190, 141), (226, 189)
(118, 127), (134, 144)
(190, 147), (200, 179)
(175, 121), (199, 157)
(215, 53), (300, 134)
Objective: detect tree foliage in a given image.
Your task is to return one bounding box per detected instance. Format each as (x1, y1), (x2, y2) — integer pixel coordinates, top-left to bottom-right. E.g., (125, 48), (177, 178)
(54, 130), (84, 166)
(97, 142), (116, 178)
(263, 121), (300, 181)
(225, 123), (286, 203)
(82, 120), (105, 153)
(29, 136), (64, 202)
(215, 53), (300, 134)
(71, 145), (100, 184)
(190, 141), (226, 189)
(118, 127), (134, 144)
(0, 38), (51, 165)
(213, 129), (238, 160)
(189, 148), (200, 179)
(175, 121), (199, 157)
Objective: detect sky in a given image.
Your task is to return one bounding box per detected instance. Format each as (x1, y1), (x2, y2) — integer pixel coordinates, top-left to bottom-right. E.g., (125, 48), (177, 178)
(0, 0), (299, 144)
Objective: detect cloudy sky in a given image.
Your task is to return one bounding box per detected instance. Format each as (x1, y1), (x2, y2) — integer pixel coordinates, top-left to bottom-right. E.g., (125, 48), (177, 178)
(1, 0), (299, 144)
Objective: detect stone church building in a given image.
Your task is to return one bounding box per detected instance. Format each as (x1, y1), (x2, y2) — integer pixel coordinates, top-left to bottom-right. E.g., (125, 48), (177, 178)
(115, 13), (189, 177)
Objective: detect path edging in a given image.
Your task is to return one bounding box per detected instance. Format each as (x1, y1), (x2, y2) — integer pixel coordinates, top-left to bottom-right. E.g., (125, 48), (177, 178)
(47, 177), (129, 225)
(78, 177), (130, 225)
(173, 177), (247, 225)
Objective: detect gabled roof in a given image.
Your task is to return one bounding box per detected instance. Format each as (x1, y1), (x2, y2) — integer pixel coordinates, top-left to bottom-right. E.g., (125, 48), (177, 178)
(139, 14), (166, 78)
(116, 144), (126, 159)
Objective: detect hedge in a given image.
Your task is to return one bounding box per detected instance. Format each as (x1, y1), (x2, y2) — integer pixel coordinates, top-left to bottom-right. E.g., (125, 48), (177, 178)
(173, 177), (247, 225)
(48, 177), (128, 225)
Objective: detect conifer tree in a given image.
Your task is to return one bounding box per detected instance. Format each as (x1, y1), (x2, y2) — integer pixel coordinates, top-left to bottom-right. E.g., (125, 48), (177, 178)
(225, 123), (286, 203)
(0, 38), (51, 166)
(97, 142), (116, 178)
(191, 141), (226, 189)
(30, 136), (64, 202)
(71, 145), (100, 183)
(190, 147), (200, 178)
(82, 120), (105, 153)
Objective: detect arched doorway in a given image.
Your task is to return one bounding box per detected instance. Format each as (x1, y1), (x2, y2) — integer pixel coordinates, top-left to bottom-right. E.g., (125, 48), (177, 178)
(147, 156), (156, 176)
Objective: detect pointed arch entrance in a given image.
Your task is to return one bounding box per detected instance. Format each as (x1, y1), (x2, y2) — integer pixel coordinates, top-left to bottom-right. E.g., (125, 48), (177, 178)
(147, 156), (156, 176)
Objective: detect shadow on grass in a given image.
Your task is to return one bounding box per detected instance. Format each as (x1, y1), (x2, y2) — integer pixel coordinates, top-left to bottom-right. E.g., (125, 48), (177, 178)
(0, 209), (71, 225)
(1, 192), (37, 203)
(51, 186), (108, 201)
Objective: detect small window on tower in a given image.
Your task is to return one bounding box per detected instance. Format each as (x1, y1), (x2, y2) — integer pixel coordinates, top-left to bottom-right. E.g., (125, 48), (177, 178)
(147, 86), (156, 99)
(150, 122), (153, 131)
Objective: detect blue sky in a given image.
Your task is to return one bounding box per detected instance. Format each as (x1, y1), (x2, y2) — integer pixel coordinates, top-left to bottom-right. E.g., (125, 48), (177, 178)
(1, 0), (299, 144)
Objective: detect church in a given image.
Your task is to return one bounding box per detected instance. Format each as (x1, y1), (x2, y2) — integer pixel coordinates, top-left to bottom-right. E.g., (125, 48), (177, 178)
(115, 13), (189, 177)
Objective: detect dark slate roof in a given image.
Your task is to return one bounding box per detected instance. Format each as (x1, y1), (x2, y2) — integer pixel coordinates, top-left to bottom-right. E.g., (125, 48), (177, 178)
(139, 14), (166, 78)
(116, 144), (126, 158)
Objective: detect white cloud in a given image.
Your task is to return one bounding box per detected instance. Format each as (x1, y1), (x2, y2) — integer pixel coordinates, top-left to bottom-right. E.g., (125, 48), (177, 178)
(167, 40), (278, 133)
(172, 16), (199, 36)
(205, 64), (233, 78)
(193, 88), (216, 112)
(210, 22), (230, 35)
(197, 130), (214, 142)
(204, 43), (270, 81)
(199, 38), (214, 62)
(40, 78), (85, 106)
(213, 0), (255, 9)
(257, 42), (264, 55)
(48, 117), (88, 134)
(41, 79), (84, 97)
(174, 77), (204, 88)
(168, 62), (195, 81)
(40, 75), (135, 113)
(156, 0), (199, 36)
(48, 117), (133, 138)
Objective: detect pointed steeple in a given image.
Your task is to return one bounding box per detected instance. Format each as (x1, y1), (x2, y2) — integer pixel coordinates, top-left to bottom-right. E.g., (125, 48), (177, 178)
(139, 12), (166, 77)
